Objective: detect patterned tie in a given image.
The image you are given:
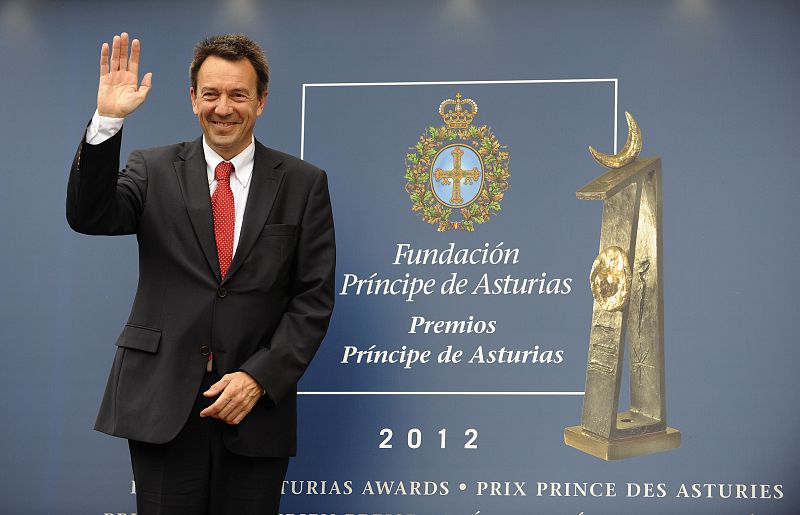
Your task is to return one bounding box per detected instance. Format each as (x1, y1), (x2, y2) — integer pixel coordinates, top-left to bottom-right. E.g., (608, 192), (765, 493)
(212, 161), (235, 280)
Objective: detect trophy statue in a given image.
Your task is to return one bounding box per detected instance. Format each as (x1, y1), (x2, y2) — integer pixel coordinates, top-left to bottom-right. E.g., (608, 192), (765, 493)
(564, 113), (681, 460)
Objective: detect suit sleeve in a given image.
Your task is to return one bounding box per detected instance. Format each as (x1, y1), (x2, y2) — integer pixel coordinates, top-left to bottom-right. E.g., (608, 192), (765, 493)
(66, 128), (147, 235)
(239, 170), (336, 404)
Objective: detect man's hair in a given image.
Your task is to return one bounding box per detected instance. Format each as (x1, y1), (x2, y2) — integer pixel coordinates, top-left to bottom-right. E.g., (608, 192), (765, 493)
(190, 34), (269, 97)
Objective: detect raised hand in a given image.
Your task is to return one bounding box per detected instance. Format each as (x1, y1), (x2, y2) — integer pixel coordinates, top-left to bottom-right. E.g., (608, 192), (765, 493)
(97, 32), (153, 118)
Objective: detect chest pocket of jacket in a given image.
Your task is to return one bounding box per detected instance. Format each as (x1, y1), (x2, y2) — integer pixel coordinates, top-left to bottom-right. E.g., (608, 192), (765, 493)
(116, 324), (162, 353)
(253, 224), (298, 260)
(239, 224), (298, 288)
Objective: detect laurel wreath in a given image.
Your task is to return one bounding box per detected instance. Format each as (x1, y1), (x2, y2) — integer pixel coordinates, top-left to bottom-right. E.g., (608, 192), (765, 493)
(405, 125), (510, 232)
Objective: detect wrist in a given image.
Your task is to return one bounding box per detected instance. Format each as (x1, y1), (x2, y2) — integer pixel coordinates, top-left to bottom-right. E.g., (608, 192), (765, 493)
(97, 110), (126, 119)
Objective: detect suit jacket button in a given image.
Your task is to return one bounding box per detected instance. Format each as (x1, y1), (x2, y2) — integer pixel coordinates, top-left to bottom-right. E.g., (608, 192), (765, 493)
(217, 287), (228, 298)
(200, 345), (210, 356)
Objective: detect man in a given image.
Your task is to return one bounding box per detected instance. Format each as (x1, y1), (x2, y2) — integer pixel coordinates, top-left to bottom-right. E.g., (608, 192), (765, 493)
(67, 32), (335, 514)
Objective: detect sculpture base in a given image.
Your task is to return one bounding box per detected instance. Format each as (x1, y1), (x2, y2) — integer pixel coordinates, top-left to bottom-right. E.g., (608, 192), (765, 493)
(564, 425), (681, 460)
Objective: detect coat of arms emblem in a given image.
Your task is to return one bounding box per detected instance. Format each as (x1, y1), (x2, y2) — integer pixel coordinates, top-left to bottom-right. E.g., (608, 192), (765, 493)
(405, 93), (510, 232)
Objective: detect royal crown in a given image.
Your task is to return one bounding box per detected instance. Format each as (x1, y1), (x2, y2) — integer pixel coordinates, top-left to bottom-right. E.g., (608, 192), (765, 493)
(439, 93), (477, 129)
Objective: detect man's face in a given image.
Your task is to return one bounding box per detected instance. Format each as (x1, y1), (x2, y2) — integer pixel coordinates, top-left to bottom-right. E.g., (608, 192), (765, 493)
(190, 55), (266, 160)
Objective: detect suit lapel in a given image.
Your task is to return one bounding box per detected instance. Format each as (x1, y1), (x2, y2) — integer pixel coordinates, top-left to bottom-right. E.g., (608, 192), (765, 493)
(174, 138), (221, 282)
(223, 141), (284, 284)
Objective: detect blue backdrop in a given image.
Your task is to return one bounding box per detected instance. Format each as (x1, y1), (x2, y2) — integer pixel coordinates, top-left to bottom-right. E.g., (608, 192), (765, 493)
(1, 1), (798, 513)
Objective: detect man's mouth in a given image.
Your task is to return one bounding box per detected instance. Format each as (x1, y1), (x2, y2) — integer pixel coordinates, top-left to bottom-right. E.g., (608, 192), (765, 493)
(211, 121), (238, 128)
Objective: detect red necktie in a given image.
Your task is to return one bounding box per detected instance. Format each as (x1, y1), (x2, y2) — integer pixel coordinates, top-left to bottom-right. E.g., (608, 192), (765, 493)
(212, 161), (235, 280)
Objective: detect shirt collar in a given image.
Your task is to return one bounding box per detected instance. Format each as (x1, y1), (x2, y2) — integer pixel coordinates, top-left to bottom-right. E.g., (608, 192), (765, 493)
(203, 136), (256, 188)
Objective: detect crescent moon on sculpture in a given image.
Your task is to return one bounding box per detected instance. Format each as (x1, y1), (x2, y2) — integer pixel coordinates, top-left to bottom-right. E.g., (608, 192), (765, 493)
(588, 111), (643, 169)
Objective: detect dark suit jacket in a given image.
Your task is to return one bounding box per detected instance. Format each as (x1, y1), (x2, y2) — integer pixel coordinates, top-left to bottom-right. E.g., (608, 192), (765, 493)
(66, 129), (335, 457)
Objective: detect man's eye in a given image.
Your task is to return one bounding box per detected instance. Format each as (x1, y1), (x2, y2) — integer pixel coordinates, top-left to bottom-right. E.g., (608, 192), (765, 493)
(203, 93), (218, 100)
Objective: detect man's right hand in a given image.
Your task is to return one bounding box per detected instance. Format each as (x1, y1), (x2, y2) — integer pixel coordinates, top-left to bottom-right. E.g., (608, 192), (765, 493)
(97, 32), (152, 118)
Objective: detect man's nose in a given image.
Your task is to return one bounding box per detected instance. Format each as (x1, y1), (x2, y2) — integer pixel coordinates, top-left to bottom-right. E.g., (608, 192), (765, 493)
(214, 96), (234, 115)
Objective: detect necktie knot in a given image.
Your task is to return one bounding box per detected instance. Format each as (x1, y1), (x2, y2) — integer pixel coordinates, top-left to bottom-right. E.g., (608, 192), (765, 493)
(215, 161), (234, 182)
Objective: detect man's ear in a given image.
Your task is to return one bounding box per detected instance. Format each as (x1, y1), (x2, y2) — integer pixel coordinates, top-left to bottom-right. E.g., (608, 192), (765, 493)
(190, 87), (199, 115)
(256, 92), (268, 116)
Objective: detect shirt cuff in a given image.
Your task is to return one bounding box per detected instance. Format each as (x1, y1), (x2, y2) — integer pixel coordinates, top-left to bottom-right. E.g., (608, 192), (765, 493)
(85, 110), (124, 145)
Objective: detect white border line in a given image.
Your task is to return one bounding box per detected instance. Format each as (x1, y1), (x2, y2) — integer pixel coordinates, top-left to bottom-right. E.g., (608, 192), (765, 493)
(300, 78), (618, 159)
(614, 78), (619, 152)
(299, 78), (618, 396)
(299, 391), (584, 396)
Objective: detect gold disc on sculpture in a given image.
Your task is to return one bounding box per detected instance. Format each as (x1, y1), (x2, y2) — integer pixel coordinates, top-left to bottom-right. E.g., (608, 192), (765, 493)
(590, 246), (632, 311)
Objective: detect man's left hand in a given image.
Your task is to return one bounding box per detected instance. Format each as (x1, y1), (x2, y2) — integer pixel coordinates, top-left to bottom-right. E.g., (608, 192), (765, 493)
(200, 371), (264, 425)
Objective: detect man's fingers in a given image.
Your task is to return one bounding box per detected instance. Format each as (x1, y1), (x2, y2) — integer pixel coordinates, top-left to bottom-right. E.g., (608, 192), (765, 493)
(215, 387), (244, 420)
(100, 42), (109, 76)
(103, 33), (138, 76)
(199, 394), (228, 417)
(217, 400), (238, 421)
(200, 391), (256, 424)
(110, 35), (120, 71)
(203, 377), (229, 397)
(220, 398), (256, 425)
(129, 38), (140, 76)
(140, 72), (153, 92)
(133, 73), (153, 105)
(119, 32), (129, 71)
(203, 378), (229, 400)
(199, 373), (260, 424)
